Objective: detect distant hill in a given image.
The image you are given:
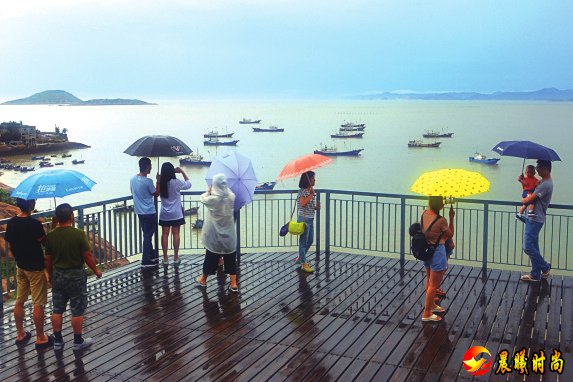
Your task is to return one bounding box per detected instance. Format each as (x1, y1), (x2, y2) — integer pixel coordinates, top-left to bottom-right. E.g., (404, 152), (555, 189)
(1, 90), (155, 105)
(354, 88), (573, 101)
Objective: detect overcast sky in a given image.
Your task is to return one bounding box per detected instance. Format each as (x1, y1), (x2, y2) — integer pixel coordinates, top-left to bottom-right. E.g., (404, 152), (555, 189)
(1, 0), (572, 100)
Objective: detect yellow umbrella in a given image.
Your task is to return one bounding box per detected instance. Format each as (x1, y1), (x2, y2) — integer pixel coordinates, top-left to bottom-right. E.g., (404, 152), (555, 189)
(411, 168), (490, 198)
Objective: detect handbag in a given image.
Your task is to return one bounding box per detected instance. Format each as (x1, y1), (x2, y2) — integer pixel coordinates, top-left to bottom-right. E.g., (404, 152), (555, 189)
(279, 199), (306, 236)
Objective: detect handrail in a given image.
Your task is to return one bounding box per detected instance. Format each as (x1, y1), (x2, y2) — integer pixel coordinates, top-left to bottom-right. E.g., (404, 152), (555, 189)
(2, 189), (573, 310)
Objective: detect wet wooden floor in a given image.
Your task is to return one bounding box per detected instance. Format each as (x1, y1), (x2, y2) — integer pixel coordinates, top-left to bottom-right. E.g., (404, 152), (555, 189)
(1, 251), (572, 381)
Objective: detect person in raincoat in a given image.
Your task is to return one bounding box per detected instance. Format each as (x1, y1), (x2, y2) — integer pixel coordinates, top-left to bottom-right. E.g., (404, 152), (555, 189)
(196, 173), (239, 292)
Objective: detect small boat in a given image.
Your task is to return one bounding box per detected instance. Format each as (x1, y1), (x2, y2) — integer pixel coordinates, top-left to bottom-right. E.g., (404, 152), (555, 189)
(62, 154), (72, 158)
(75, 215), (99, 225)
(31, 156), (46, 160)
(204, 138), (239, 146)
(255, 181), (277, 190)
(341, 122), (366, 128)
(54, 162), (64, 165)
(179, 153), (212, 166)
(423, 130), (454, 138)
(203, 130), (234, 138)
(408, 140), (441, 148)
(112, 204), (134, 213)
(72, 159), (85, 164)
(39, 161), (54, 168)
(469, 152), (500, 165)
(253, 126), (284, 132)
(184, 207), (199, 216)
(314, 145), (363, 156)
(50, 154), (57, 157)
(192, 219), (204, 229)
(330, 131), (364, 139)
(20, 166), (35, 172)
(239, 118), (261, 124)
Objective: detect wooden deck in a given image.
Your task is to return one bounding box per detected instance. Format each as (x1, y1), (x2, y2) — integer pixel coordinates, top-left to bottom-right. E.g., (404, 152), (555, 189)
(1, 251), (572, 381)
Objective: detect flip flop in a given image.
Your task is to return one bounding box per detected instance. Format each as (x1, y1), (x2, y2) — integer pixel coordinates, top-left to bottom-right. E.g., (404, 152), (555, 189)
(422, 314), (442, 322)
(195, 277), (207, 287)
(432, 305), (446, 313)
(15, 331), (32, 345)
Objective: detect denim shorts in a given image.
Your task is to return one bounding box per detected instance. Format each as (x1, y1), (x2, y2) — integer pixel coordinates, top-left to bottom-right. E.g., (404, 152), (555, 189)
(423, 244), (447, 272)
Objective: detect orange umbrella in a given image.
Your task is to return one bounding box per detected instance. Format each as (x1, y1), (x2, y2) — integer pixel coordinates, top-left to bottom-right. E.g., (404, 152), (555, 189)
(277, 153), (332, 180)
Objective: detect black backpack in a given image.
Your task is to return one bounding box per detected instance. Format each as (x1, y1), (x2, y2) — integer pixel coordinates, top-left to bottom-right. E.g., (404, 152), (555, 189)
(409, 212), (444, 261)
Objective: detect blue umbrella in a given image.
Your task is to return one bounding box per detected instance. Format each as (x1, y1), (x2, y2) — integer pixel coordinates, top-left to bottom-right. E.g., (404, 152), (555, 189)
(11, 169), (96, 200)
(205, 151), (258, 209)
(492, 140), (561, 172)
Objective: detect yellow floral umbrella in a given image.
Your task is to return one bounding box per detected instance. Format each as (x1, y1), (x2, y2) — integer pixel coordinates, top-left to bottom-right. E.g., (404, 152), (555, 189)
(411, 168), (490, 198)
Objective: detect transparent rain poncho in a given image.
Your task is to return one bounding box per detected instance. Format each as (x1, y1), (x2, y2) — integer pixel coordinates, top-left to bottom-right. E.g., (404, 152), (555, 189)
(200, 173), (237, 254)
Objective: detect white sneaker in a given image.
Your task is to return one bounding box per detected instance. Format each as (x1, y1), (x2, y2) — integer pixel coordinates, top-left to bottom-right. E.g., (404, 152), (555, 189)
(73, 337), (93, 351)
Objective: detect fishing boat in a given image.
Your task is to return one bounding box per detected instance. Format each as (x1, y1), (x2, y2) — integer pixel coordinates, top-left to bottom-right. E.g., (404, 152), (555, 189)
(468, 152), (500, 165)
(204, 138), (239, 146)
(54, 162), (64, 165)
(179, 153), (212, 166)
(39, 161), (54, 167)
(252, 126), (284, 132)
(203, 130), (234, 138)
(255, 181), (277, 190)
(20, 166), (35, 172)
(314, 144), (363, 156)
(31, 155), (46, 160)
(423, 129), (454, 138)
(184, 207), (199, 215)
(72, 159), (85, 164)
(341, 122), (366, 128)
(239, 118), (261, 124)
(330, 131), (364, 139)
(408, 140), (441, 148)
(62, 153), (72, 158)
(340, 125), (366, 131)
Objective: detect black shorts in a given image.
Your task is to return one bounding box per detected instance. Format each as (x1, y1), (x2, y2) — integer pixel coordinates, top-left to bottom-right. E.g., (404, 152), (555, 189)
(159, 218), (186, 227)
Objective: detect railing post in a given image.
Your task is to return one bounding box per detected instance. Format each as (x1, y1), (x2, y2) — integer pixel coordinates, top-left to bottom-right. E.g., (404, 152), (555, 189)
(77, 208), (84, 230)
(325, 191), (331, 259)
(482, 203), (489, 270)
(400, 196), (406, 262)
(315, 192), (321, 259)
(0, 240), (4, 314)
(235, 210), (241, 264)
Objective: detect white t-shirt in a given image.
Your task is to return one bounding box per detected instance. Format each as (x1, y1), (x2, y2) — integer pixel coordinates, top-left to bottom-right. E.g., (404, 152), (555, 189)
(159, 179), (192, 221)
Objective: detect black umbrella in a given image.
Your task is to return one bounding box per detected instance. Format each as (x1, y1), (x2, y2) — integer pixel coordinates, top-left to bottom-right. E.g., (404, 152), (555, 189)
(124, 135), (193, 157)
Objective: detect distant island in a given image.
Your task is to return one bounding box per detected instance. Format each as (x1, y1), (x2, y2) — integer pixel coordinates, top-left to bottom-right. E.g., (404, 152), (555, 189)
(354, 88), (573, 101)
(1, 90), (155, 106)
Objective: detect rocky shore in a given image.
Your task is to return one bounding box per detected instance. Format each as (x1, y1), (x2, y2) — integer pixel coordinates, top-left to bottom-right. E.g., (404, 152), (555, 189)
(0, 141), (90, 157)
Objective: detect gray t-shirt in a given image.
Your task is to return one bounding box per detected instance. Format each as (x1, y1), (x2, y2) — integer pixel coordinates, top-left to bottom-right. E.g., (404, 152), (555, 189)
(531, 178), (553, 223)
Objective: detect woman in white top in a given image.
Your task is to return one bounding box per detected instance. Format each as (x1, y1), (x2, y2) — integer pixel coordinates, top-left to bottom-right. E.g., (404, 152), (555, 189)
(159, 162), (192, 266)
(196, 174), (238, 292)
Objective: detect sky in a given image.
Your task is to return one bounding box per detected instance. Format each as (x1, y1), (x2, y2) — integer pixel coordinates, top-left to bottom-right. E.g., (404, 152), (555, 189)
(1, 0), (572, 100)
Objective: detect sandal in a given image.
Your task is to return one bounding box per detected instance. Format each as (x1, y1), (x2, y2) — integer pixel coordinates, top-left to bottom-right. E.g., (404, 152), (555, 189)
(431, 305), (446, 313)
(436, 288), (446, 296)
(195, 277), (207, 287)
(422, 314), (442, 322)
(15, 331), (32, 345)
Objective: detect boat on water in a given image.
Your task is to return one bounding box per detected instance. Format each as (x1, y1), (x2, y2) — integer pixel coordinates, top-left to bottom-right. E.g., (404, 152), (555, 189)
(20, 166), (35, 172)
(112, 204), (134, 213)
(179, 153), (212, 166)
(255, 181), (277, 190)
(340, 125), (366, 131)
(203, 130), (234, 138)
(408, 140), (441, 148)
(72, 159), (85, 164)
(239, 118), (261, 124)
(62, 153), (72, 158)
(469, 152), (500, 165)
(341, 122), (366, 128)
(314, 145), (363, 156)
(39, 161), (54, 168)
(204, 138), (239, 146)
(253, 126), (284, 132)
(54, 162), (64, 165)
(331, 131), (364, 139)
(423, 130), (454, 138)
(31, 155), (46, 160)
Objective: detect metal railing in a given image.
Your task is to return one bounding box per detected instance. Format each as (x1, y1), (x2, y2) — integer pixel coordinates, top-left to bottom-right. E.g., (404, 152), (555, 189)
(2, 189), (573, 311)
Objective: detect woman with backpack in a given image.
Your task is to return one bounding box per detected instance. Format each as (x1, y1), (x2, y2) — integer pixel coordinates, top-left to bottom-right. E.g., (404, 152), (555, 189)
(421, 196), (455, 322)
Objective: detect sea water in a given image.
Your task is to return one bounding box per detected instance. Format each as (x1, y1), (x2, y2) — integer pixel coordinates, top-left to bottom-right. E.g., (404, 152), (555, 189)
(0, 100), (571, 211)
